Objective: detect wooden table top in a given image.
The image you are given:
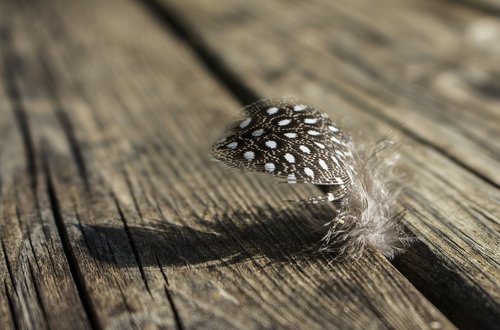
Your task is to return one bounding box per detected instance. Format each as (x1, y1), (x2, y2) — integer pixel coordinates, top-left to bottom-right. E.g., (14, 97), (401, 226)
(0, 0), (498, 329)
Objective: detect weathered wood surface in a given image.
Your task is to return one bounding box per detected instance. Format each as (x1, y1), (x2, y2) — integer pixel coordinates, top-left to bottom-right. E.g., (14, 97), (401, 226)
(157, 0), (500, 327)
(0, 0), (498, 329)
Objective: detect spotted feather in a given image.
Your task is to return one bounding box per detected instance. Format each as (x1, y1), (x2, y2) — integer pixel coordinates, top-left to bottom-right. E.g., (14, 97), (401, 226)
(211, 98), (352, 187)
(210, 97), (411, 260)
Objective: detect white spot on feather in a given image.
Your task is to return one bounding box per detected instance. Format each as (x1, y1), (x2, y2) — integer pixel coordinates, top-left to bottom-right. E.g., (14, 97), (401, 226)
(226, 142), (238, 149)
(240, 118), (252, 128)
(278, 119), (292, 126)
(304, 167), (315, 178)
(319, 159), (328, 170)
(294, 104), (306, 111)
(266, 107), (279, 115)
(314, 142), (325, 149)
(284, 153), (295, 163)
(252, 129), (265, 137)
(299, 145), (310, 154)
(304, 118), (318, 124)
(284, 132), (297, 138)
(331, 136), (341, 144)
(307, 130), (321, 136)
(264, 163), (275, 172)
(244, 151), (255, 160)
(265, 140), (277, 149)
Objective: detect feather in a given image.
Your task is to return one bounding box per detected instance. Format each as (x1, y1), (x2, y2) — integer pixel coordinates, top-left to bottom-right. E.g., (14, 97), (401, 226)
(315, 138), (413, 260)
(210, 98), (412, 260)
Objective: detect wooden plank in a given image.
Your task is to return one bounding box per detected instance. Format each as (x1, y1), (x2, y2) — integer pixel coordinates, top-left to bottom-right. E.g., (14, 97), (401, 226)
(153, 0), (500, 328)
(0, 20), (92, 330)
(0, 0), (455, 328)
(0, 1), (187, 328)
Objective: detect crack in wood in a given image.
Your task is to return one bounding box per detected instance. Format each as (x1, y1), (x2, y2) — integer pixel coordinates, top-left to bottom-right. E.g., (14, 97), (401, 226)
(43, 152), (101, 330)
(163, 286), (185, 330)
(112, 192), (152, 296)
(26, 232), (43, 276)
(27, 261), (49, 326)
(4, 281), (20, 330)
(1, 238), (18, 295)
(138, 0), (260, 105)
(155, 253), (185, 330)
(393, 240), (500, 329)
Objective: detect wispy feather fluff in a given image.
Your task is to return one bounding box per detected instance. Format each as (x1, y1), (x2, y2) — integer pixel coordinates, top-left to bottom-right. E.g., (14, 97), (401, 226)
(210, 98), (411, 260)
(314, 138), (411, 260)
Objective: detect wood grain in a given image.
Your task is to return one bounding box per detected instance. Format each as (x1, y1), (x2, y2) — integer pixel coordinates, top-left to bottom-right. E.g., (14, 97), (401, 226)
(0, 20), (92, 330)
(155, 0), (500, 328)
(0, 0), (456, 329)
